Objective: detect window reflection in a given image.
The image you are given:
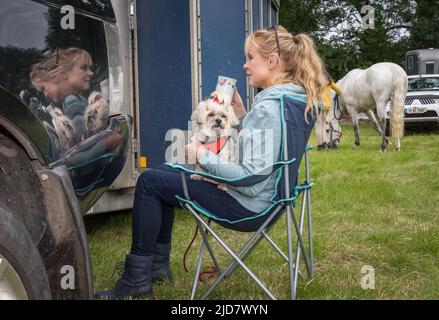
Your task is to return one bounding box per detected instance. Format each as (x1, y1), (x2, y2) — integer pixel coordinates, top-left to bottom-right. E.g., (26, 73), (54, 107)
(0, 1), (110, 155)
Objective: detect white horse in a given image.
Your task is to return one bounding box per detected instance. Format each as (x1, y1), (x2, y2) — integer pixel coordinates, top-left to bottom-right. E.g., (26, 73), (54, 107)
(327, 62), (408, 152)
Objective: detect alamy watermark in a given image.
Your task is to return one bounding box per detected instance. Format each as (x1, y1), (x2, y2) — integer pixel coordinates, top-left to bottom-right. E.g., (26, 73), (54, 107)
(360, 265), (375, 290)
(361, 5), (375, 30)
(165, 123), (275, 169)
(60, 265), (75, 290)
(61, 5), (75, 30)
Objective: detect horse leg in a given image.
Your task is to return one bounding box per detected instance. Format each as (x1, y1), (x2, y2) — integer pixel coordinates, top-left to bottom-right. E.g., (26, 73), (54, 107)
(376, 101), (390, 153)
(365, 109), (383, 136)
(350, 111), (360, 148)
(379, 117), (389, 153)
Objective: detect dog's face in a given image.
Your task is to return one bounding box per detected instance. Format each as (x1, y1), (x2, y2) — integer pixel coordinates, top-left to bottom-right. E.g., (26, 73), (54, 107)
(191, 94), (239, 142)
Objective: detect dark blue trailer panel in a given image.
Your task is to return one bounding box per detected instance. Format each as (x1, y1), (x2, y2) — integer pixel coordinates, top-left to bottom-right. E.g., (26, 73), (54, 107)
(136, 1), (192, 168)
(200, 0), (247, 100)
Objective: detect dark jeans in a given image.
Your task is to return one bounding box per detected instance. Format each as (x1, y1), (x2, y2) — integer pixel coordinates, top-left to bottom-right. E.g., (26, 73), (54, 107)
(131, 165), (258, 256)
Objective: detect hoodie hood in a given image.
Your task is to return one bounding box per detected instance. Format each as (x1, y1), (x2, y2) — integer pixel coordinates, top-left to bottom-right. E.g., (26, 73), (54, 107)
(254, 83), (306, 104)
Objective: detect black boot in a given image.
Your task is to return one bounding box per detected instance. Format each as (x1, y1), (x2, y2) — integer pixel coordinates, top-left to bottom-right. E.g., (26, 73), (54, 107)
(95, 253), (154, 300)
(151, 242), (173, 284)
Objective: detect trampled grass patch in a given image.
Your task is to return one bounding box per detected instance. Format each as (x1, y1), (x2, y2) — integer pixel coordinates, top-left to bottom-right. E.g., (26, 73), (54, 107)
(85, 124), (439, 299)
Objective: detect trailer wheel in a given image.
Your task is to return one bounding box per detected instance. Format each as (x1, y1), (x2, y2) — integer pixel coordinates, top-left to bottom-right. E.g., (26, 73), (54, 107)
(0, 205), (51, 300)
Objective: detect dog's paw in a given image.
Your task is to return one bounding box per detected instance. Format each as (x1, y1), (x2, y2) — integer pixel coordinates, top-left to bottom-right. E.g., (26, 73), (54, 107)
(190, 174), (203, 181)
(217, 183), (228, 191)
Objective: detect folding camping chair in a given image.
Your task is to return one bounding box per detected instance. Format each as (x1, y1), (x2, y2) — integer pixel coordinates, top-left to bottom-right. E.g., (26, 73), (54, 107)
(166, 93), (316, 300)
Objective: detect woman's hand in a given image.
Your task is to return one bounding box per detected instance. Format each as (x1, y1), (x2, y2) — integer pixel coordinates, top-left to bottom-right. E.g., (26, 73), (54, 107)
(185, 140), (206, 164)
(47, 66), (66, 83)
(231, 89), (247, 119)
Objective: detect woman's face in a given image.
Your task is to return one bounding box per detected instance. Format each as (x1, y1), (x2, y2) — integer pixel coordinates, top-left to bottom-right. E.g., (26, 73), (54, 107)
(67, 57), (94, 93)
(243, 45), (272, 89)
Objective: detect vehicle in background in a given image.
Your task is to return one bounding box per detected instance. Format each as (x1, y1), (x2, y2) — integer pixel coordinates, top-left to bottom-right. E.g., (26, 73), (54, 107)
(0, 0), (130, 299)
(406, 48), (439, 75)
(384, 49), (439, 135)
(403, 74), (439, 127)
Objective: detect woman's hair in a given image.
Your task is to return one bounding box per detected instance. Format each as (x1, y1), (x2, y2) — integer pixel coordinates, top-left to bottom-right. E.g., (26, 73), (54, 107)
(30, 47), (92, 86)
(245, 25), (327, 113)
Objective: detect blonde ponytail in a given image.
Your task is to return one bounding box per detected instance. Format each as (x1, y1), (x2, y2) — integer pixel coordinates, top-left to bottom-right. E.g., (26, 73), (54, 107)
(288, 33), (327, 113)
(245, 26), (327, 114)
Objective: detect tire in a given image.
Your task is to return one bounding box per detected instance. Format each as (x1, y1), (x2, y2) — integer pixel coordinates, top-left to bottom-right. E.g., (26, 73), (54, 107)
(0, 206), (52, 300)
(385, 118), (391, 137)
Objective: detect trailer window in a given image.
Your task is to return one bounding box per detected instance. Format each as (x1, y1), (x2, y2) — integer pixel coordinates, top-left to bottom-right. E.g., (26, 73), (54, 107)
(270, 2), (278, 26)
(252, 0), (261, 30)
(407, 56), (413, 70)
(426, 62), (435, 74)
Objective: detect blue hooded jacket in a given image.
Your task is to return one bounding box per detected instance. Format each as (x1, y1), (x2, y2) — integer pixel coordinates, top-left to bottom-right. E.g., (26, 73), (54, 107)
(199, 83), (306, 213)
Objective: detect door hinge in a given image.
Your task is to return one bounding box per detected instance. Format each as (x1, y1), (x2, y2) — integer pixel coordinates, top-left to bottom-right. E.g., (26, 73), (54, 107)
(132, 138), (139, 153)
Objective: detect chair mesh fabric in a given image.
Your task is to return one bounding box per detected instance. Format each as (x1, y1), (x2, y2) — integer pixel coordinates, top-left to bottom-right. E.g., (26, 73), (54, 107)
(274, 95), (316, 202)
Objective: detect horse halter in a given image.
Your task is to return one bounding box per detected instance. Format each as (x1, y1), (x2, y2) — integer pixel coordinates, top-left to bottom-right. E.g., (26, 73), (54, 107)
(333, 94), (342, 121)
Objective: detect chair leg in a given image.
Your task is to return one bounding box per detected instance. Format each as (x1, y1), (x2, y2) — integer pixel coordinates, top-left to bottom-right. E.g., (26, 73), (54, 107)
(304, 148), (314, 277)
(306, 188), (314, 277)
(287, 204), (311, 276)
(225, 217), (281, 278)
(185, 206), (276, 300)
(197, 220), (222, 275)
(190, 219), (222, 300)
(224, 234), (265, 278)
(190, 228), (207, 300)
(286, 205), (296, 300)
(197, 207), (284, 299)
(292, 191), (308, 299)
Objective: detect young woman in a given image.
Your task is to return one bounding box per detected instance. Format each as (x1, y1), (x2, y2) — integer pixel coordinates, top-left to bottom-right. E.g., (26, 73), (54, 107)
(95, 25), (327, 300)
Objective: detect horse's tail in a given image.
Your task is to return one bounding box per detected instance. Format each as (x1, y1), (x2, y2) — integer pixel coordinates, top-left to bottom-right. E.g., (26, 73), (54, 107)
(390, 68), (408, 139)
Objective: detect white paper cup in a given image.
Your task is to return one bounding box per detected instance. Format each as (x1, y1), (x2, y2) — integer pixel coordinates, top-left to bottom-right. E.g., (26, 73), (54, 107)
(215, 76), (237, 105)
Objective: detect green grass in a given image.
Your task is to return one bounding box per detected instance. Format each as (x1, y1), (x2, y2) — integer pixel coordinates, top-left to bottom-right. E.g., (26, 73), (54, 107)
(85, 124), (439, 299)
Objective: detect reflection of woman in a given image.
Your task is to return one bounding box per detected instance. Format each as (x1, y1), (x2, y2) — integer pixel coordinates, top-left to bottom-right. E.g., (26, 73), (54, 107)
(30, 48), (95, 144)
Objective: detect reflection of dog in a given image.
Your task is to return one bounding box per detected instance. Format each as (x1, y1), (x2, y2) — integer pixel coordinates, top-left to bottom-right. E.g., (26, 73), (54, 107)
(190, 92), (239, 191)
(49, 106), (75, 151)
(84, 91), (109, 138)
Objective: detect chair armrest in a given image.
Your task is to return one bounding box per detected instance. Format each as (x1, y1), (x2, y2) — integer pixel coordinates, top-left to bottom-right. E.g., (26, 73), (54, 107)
(165, 158), (295, 187)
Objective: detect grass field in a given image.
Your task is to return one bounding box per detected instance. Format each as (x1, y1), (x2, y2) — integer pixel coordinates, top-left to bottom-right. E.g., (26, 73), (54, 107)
(85, 124), (439, 300)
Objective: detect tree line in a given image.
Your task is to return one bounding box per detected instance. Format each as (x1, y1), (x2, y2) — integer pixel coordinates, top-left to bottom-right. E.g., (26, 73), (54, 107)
(280, 0), (439, 80)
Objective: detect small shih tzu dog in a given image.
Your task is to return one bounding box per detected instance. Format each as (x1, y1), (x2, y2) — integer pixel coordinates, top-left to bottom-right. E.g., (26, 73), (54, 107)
(190, 92), (239, 190)
(84, 91), (109, 138)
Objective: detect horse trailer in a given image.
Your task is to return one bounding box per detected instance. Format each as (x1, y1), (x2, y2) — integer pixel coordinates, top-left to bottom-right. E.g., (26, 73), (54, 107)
(0, 0), (279, 300)
(405, 48), (439, 75)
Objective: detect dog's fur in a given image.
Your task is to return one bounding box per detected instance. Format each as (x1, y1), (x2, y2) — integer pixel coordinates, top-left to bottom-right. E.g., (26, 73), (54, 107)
(49, 106), (75, 151)
(84, 91), (109, 138)
(190, 92), (239, 190)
